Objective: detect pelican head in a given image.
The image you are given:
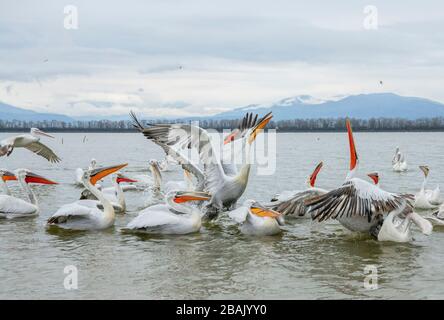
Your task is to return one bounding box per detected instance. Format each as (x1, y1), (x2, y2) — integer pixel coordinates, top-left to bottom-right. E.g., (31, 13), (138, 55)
(30, 128), (54, 138)
(367, 172), (379, 185)
(116, 173), (137, 184)
(419, 165), (429, 178)
(307, 161), (323, 188)
(0, 169), (17, 181)
(247, 112), (273, 145)
(172, 191), (212, 204)
(14, 168), (57, 184)
(87, 163), (128, 185)
(244, 199), (284, 225)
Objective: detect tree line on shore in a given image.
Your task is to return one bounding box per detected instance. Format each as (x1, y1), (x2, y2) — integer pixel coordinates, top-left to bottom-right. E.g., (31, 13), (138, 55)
(2, 117), (444, 132)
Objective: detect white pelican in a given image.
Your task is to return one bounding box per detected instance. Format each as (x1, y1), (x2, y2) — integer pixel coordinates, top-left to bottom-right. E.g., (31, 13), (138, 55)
(392, 147), (408, 172)
(267, 161), (327, 218)
(80, 173), (137, 214)
(0, 169), (16, 195)
(0, 169), (57, 219)
(414, 166), (440, 209)
(306, 119), (432, 240)
(47, 163), (127, 230)
(0, 128), (60, 163)
(75, 158), (97, 185)
(124, 191), (211, 235)
(228, 200), (284, 236)
(130, 111), (272, 216)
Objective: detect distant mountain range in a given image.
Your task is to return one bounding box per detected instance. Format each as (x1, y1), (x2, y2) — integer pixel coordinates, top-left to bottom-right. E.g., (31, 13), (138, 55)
(0, 102), (74, 122)
(2, 93), (444, 122)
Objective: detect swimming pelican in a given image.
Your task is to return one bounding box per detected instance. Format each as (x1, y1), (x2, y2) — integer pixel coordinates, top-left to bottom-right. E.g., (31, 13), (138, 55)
(124, 191), (211, 235)
(306, 119), (431, 240)
(267, 161), (327, 218)
(0, 128), (60, 163)
(130, 111), (273, 215)
(414, 166), (440, 209)
(228, 200), (284, 236)
(47, 163), (127, 230)
(0, 169), (57, 219)
(80, 173), (137, 214)
(392, 147), (407, 172)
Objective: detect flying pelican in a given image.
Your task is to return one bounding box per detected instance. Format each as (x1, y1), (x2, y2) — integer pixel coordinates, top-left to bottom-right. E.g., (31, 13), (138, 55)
(228, 199), (284, 236)
(0, 169), (57, 219)
(306, 119), (432, 240)
(80, 173), (137, 214)
(47, 163), (127, 230)
(414, 166), (441, 209)
(130, 111), (273, 216)
(266, 161), (327, 218)
(0, 169), (16, 195)
(0, 128), (60, 163)
(124, 191), (211, 235)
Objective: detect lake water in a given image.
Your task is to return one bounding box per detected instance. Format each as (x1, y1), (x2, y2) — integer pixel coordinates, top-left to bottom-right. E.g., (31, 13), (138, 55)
(1, 131), (444, 299)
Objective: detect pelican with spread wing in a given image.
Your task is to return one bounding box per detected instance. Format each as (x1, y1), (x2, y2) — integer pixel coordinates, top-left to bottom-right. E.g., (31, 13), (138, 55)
(130, 111), (272, 215)
(0, 128), (61, 163)
(305, 119), (432, 241)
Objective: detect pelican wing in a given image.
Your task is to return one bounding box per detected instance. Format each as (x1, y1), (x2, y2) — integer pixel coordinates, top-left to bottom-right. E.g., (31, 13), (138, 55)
(25, 141), (61, 163)
(0, 195), (37, 216)
(131, 112), (222, 193)
(48, 201), (99, 224)
(267, 189), (326, 217)
(306, 178), (407, 222)
(126, 204), (182, 230)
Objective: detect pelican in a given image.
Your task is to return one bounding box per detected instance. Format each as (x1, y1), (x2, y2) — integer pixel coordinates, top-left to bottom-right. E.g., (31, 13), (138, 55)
(124, 191), (211, 235)
(130, 111), (273, 216)
(414, 166), (440, 209)
(0, 169), (57, 219)
(80, 173), (137, 214)
(392, 148), (408, 172)
(228, 200), (284, 236)
(133, 160), (163, 192)
(47, 163), (127, 230)
(266, 161), (327, 218)
(75, 158), (97, 185)
(306, 119), (432, 240)
(0, 128), (60, 163)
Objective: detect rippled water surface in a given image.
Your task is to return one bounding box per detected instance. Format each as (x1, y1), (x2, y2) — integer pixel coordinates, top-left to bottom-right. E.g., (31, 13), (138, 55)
(1, 132), (444, 299)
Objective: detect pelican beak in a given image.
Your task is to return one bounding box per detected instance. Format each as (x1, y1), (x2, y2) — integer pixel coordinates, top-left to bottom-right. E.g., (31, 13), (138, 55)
(34, 128), (55, 138)
(419, 166), (429, 178)
(173, 191), (211, 203)
(1, 170), (17, 181)
(90, 163), (128, 185)
(346, 119), (358, 171)
(409, 212), (433, 235)
(309, 161), (323, 187)
(116, 174), (138, 184)
(250, 203), (281, 219)
(24, 172), (58, 184)
(248, 112), (273, 145)
(367, 172), (379, 185)
(223, 129), (239, 145)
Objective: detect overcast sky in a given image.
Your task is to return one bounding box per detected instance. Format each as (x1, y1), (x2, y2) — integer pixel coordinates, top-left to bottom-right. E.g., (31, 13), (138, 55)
(0, 0), (443, 117)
